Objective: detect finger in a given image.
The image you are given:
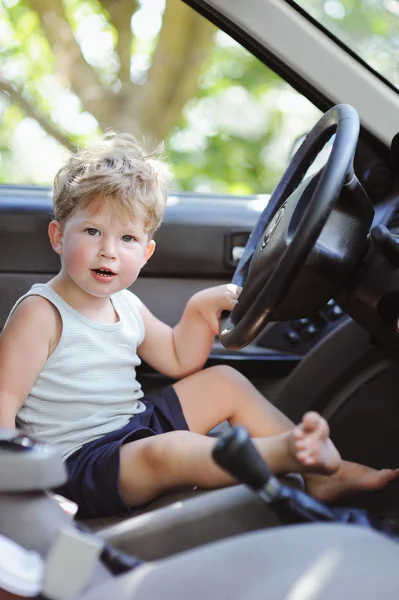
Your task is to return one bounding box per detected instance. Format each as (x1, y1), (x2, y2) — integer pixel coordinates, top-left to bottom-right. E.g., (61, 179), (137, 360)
(226, 283), (241, 297)
(222, 297), (239, 311)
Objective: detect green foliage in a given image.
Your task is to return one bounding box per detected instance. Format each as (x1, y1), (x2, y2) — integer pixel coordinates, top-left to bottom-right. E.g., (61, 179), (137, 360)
(0, 104), (25, 182)
(166, 42), (289, 194)
(0, 0), (396, 193)
(296, 0), (399, 85)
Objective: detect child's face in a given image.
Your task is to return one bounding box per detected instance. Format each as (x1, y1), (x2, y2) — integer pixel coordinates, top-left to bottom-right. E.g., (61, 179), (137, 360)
(49, 197), (155, 298)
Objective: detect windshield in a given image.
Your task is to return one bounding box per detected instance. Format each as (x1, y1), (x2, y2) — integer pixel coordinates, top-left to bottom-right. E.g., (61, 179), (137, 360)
(293, 0), (399, 91)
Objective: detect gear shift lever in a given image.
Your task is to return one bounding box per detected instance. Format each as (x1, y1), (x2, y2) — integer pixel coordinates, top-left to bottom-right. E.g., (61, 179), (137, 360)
(212, 426), (365, 524)
(213, 426), (399, 540)
(211, 426), (282, 502)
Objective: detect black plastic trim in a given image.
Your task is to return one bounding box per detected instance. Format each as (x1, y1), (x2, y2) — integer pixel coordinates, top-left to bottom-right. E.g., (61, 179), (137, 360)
(138, 353), (300, 381)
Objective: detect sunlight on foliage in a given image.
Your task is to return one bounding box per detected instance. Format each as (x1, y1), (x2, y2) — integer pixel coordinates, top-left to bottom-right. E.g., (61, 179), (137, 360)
(295, 0), (399, 88)
(2, 0), (390, 193)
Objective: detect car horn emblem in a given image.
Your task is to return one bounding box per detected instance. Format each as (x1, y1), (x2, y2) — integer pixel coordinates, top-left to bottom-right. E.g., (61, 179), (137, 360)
(261, 204), (286, 249)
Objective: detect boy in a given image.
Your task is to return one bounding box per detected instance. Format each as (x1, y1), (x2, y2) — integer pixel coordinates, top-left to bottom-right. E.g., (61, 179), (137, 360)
(0, 133), (396, 518)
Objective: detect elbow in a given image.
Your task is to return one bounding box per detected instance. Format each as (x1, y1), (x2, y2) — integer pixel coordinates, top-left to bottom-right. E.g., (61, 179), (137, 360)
(170, 360), (207, 380)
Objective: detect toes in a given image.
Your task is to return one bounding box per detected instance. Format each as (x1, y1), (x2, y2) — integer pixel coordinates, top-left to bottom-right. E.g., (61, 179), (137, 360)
(293, 427), (304, 441)
(295, 438), (307, 451)
(302, 412), (324, 433)
(293, 414), (339, 474)
(301, 412), (320, 433)
(362, 468), (399, 491)
(302, 412), (330, 440)
(382, 469), (399, 483)
(297, 449), (315, 466)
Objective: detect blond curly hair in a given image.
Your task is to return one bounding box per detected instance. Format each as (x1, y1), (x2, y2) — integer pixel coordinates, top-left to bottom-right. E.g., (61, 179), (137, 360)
(53, 132), (171, 237)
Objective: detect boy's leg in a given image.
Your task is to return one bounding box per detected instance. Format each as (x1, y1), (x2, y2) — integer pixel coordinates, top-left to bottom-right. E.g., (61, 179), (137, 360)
(173, 365), (399, 502)
(120, 366), (398, 507)
(119, 411), (337, 507)
(173, 365), (293, 438)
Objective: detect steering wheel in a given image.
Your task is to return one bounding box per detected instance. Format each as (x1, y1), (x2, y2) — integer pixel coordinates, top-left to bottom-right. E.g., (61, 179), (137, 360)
(220, 104), (374, 350)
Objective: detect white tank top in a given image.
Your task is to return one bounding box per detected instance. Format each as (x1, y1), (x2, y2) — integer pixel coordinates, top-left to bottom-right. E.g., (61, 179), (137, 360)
(12, 284), (146, 459)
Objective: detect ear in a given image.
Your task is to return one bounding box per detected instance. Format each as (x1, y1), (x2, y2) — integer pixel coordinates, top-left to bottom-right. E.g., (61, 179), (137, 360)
(143, 240), (156, 264)
(48, 220), (63, 255)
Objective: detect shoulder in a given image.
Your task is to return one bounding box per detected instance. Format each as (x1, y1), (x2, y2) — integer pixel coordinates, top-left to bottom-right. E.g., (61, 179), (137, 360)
(5, 294), (60, 339)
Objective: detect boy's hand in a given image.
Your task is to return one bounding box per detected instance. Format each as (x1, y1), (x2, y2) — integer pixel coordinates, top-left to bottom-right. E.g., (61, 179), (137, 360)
(138, 283), (242, 377)
(188, 284), (242, 335)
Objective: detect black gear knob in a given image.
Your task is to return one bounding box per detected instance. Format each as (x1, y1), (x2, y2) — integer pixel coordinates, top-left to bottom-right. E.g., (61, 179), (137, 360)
(212, 426), (273, 491)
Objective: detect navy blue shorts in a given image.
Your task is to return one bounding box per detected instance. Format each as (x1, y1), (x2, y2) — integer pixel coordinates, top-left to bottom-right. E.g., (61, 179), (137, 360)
(55, 386), (189, 519)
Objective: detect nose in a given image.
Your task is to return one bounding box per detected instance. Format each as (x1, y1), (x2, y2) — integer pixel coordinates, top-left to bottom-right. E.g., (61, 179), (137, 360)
(99, 237), (117, 260)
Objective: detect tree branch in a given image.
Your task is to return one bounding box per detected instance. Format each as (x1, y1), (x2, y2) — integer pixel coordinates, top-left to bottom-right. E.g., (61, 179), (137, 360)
(3, 0), (217, 151)
(0, 79), (76, 151)
(27, 0), (113, 128)
(100, 0), (138, 89)
(135, 0), (216, 142)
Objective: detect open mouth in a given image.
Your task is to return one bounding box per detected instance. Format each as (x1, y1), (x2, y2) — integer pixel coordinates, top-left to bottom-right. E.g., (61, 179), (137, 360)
(91, 268), (116, 277)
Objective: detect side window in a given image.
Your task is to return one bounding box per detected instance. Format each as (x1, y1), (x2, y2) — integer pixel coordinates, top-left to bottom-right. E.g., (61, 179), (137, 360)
(0, 1), (321, 194)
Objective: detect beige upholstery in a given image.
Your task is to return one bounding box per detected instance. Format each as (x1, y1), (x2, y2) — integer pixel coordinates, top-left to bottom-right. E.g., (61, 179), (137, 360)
(79, 523), (399, 600)
(89, 476), (303, 561)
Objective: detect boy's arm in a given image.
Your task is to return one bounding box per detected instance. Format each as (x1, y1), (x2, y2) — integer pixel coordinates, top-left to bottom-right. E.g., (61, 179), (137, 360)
(137, 284), (240, 379)
(0, 297), (57, 428)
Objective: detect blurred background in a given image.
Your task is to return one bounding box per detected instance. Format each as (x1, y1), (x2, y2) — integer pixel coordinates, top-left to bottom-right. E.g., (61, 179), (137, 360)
(0, 0), (397, 194)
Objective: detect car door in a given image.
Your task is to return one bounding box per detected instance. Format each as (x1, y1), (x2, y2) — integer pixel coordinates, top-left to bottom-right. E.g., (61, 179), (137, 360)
(0, 185), (301, 398)
(0, 0), (392, 414)
(0, 0), (353, 405)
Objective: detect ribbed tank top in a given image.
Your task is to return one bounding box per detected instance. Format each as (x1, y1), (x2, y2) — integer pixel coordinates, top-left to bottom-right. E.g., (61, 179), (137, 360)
(12, 284), (146, 459)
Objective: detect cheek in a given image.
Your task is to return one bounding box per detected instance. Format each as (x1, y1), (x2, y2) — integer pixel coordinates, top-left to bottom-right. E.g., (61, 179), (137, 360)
(63, 240), (92, 272)
(120, 249), (146, 278)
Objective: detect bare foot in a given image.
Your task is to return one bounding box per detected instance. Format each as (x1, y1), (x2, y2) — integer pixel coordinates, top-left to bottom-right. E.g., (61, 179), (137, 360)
(289, 411), (341, 475)
(306, 460), (399, 502)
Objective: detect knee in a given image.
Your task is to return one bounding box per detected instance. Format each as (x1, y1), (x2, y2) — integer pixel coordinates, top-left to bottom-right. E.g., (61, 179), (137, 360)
(141, 430), (194, 473)
(204, 364), (247, 387)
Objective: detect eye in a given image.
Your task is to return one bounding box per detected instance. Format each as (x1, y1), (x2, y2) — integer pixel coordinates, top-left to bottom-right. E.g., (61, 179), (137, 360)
(85, 228), (99, 236)
(121, 234), (136, 243)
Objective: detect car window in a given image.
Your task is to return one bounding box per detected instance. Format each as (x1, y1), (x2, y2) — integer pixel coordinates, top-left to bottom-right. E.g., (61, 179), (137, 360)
(0, 0), (321, 195)
(293, 0), (399, 92)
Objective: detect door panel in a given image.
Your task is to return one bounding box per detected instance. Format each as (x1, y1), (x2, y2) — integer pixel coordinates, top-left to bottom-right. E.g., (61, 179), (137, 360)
(0, 188), (262, 274)
(0, 186), (348, 389)
(149, 194), (261, 277)
(132, 277), (227, 326)
(0, 187), (263, 327)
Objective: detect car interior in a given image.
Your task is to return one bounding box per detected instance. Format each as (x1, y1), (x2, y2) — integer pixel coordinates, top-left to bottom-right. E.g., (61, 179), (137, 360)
(2, 0), (399, 597)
